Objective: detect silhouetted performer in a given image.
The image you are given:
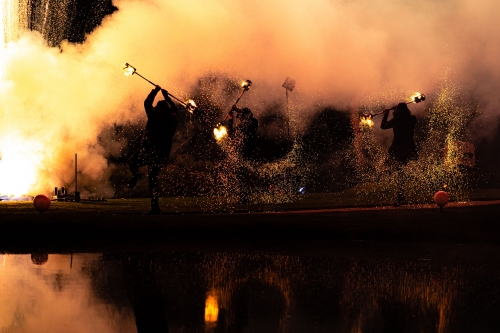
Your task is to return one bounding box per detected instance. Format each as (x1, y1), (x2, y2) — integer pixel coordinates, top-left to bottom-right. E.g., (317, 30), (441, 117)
(128, 85), (178, 214)
(381, 102), (417, 205)
(227, 105), (258, 204)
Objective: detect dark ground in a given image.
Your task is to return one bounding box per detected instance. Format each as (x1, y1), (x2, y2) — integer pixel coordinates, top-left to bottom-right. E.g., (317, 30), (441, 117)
(1, 196), (500, 260)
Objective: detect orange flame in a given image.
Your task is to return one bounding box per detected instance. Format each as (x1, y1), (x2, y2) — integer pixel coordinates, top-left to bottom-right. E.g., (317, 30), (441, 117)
(240, 79), (252, 90)
(213, 124), (228, 141)
(185, 99), (197, 113)
(410, 92), (425, 103)
(359, 115), (374, 128)
(122, 63), (135, 77)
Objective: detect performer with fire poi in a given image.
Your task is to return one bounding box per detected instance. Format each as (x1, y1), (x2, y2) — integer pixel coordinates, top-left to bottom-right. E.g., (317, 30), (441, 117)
(127, 85), (179, 214)
(381, 102), (418, 206)
(226, 104), (259, 204)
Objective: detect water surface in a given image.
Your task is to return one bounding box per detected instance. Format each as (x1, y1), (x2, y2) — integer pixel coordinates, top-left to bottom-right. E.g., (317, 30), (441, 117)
(1, 250), (499, 332)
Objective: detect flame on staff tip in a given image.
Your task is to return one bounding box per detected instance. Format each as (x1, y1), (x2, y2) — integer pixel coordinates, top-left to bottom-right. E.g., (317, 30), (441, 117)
(213, 124), (228, 141)
(184, 99), (197, 113)
(409, 92), (425, 103)
(359, 114), (375, 128)
(240, 79), (252, 91)
(122, 63), (136, 77)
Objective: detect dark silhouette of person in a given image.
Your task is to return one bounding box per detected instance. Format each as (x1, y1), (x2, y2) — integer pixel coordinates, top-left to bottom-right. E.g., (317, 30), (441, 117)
(127, 85), (178, 214)
(227, 105), (258, 204)
(381, 102), (418, 205)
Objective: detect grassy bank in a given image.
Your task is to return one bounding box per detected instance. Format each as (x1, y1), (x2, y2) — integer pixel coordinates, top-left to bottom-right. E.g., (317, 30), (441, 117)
(2, 185), (500, 215)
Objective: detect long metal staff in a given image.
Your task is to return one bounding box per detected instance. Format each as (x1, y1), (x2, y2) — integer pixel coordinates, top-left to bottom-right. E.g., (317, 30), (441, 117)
(222, 80), (252, 122)
(364, 93), (426, 119)
(213, 80), (253, 141)
(122, 63), (197, 113)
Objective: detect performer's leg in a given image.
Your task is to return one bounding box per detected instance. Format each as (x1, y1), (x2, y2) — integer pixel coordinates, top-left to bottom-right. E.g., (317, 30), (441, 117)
(145, 163), (162, 214)
(127, 148), (145, 188)
(394, 162), (408, 206)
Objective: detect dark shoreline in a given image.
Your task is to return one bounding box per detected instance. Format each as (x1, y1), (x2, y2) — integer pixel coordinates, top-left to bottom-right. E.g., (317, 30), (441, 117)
(1, 199), (499, 255)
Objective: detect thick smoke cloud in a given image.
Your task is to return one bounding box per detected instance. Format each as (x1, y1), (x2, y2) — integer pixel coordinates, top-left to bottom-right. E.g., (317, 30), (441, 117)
(1, 0), (499, 196)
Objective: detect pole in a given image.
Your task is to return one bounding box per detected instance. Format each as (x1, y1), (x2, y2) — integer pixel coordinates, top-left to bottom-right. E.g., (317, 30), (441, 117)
(286, 89), (290, 149)
(284, 89), (290, 185)
(367, 97), (425, 118)
(134, 72), (156, 86)
(75, 153), (77, 193)
(74, 153), (80, 202)
(132, 71), (188, 107)
(223, 90), (247, 122)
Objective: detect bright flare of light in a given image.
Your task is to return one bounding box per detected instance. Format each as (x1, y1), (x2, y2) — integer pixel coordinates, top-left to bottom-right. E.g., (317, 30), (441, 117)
(359, 115), (374, 128)
(122, 63), (135, 77)
(410, 92), (425, 103)
(213, 124), (228, 141)
(204, 290), (219, 323)
(240, 79), (252, 90)
(185, 99), (197, 113)
(0, 133), (44, 197)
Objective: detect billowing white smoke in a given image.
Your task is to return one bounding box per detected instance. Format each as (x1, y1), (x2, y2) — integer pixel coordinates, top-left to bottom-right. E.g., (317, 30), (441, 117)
(1, 0), (499, 196)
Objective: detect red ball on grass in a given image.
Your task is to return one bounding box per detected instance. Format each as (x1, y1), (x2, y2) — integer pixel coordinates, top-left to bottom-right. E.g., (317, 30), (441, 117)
(33, 194), (51, 213)
(433, 191), (449, 207)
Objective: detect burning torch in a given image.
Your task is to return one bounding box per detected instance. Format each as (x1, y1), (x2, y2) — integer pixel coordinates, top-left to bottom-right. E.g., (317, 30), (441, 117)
(222, 79), (252, 122)
(360, 92), (426, 126)
(214, 79), (253, 141)
(122, 63), (198, 113)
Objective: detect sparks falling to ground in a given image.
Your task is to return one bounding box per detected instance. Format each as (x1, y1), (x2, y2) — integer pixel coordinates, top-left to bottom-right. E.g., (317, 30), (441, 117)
(1, 0), (499, 202)
(347, 78), (478, 205)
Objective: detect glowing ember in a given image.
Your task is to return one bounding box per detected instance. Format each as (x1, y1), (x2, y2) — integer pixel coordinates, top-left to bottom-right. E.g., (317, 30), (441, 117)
(0, 132), (44, 197)
(359, 115), (374, 128)
(213, 124), (228, 141)
(122, 63), (136, 77)
(204, 290), (219, 323)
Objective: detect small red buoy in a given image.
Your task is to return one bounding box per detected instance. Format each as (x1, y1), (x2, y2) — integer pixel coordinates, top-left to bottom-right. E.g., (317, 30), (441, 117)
(433, 191), (449, 212)
(33, 194), (51, 213)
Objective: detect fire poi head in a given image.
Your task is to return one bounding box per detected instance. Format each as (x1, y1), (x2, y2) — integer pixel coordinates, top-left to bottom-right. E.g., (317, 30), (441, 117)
(362, 91), (426, 122)
(184, 99), (198, 114)
(359, 114), (375, 128)
(122, 63), (136, 77)
(213, 123), (228, 141)
(241, 80), (252, 91)
(122, 63), (198, 113)
(410, 92), (425, 104)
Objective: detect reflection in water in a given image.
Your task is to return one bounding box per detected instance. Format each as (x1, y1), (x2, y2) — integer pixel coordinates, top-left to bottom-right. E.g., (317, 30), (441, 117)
(341, 262), (458, 333)
(205, 289), (219, 324)
(0, 254), (136, 332)
(0, 252), (499, 332)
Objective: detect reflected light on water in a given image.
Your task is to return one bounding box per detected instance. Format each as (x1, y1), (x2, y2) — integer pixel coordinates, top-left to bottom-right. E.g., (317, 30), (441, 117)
(0, 252), (498, 332)
(204, 289), (219, 323)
